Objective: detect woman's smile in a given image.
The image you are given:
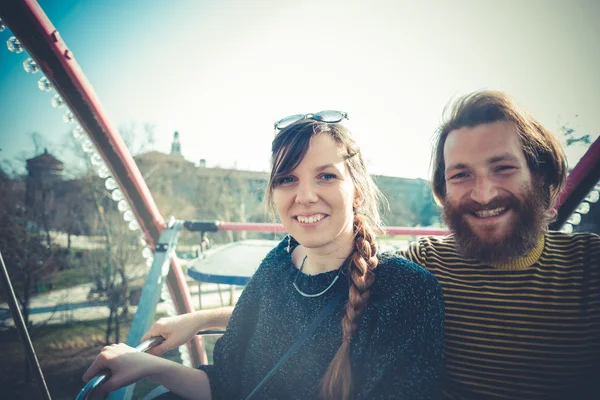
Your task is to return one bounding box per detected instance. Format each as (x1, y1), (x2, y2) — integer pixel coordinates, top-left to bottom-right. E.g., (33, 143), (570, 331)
(295, 213), (328, 225)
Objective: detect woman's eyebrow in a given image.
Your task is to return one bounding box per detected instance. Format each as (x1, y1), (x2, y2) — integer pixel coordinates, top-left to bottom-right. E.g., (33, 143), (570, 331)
(315, 163), (338, 172)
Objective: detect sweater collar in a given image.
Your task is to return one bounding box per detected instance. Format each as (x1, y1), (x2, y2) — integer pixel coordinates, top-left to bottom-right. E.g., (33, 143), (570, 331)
(488, 234), (545, 270)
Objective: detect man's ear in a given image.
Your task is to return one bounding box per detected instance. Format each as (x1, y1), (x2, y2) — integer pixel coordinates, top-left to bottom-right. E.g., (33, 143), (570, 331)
(533, 171), (552, 208)
(533, 170), (546, 185)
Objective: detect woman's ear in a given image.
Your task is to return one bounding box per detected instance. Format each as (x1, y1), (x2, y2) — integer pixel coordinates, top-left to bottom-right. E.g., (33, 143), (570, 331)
(353, 190), (364, 210)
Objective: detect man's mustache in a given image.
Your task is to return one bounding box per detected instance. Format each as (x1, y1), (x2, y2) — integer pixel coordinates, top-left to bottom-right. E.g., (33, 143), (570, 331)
(455, 196), (520, 214)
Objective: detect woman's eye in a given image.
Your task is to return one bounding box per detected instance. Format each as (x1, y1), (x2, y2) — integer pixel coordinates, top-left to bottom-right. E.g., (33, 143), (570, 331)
(320, 173), (337, 180)
(277, 176), (295, 185)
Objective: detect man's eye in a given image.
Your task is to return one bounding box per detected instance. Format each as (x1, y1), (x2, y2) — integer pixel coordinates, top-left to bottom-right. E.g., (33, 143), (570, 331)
(449, 172), (468, 180)
(496, 165), (515, 173)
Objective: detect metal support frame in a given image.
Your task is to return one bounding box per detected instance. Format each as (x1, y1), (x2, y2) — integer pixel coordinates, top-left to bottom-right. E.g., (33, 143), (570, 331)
(108, 221), (184, 400)
(0, 0), (205, 368)
(0, 250), (52, 400)
(550, 136), (600, 230)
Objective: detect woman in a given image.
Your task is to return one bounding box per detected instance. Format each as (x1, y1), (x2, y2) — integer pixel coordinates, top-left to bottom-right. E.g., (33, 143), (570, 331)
(83, 113), (444, 399)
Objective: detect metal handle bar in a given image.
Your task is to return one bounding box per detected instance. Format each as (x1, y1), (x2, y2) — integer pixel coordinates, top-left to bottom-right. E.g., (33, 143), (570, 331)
(76, 336), (165, 400)
(76, 330), (226, 400)
(196, 330), (226, 336)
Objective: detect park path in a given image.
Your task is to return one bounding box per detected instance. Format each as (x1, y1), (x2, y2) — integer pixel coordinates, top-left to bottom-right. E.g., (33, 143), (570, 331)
(0, 279), (243, 329)
(1, 238), (408, 328)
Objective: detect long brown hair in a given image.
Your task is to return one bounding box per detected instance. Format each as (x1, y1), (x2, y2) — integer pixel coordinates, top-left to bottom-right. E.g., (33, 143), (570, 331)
(431, 90), (567, 214)
(265, 120), (385, 400)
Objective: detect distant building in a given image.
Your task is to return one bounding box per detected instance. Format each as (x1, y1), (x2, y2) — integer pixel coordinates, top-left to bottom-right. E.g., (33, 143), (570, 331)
(134, 147), (440, 227)
(171, 131), (182, 157)
(25, 149), (64, 217)
(26, 148), (64, 180)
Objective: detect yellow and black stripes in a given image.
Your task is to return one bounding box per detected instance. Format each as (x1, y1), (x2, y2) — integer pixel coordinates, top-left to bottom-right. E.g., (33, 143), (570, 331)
(399, 231), (600, 400)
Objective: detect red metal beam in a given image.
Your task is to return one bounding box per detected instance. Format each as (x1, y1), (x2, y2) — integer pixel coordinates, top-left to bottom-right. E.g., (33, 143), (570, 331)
(550, 136), (600, 229)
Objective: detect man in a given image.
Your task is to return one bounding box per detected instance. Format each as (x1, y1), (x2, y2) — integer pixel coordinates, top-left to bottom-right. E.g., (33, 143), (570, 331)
(146, 91), (600, 399)
(399, 90), (600, 399)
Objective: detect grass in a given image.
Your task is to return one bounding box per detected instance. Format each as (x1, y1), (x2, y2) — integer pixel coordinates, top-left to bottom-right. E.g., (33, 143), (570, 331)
(0, 318), (109, 399)
(46, 266), (94, 291)
(0, 314), (218, 400)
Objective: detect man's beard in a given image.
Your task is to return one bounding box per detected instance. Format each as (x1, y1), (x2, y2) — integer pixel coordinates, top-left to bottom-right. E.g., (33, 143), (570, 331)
(442, 182), (548, 264)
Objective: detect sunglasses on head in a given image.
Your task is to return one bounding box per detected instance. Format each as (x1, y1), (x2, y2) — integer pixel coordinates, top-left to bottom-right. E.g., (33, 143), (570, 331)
(273, 110), (348, 131)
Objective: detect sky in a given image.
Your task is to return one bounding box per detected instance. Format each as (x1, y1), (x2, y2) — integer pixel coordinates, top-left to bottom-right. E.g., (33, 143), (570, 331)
(0, 0), (599, 179)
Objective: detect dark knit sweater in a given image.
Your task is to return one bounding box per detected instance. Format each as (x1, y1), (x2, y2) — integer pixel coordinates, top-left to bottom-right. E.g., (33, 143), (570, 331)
(198, 239), (445, 399)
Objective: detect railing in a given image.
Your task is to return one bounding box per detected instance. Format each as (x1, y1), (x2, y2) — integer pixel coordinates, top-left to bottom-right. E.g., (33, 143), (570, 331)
(77, 331), (226, 400)
(79, 219), (446, 399)
(184, 220), (450, 236)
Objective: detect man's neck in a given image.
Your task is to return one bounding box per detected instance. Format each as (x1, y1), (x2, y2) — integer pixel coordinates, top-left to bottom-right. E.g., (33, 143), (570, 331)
(488, 234), (545, 270)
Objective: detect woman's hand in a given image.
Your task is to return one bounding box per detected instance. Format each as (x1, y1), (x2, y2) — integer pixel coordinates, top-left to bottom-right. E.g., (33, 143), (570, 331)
(141, 314), (200, 356)
(82, 343), (156, 395)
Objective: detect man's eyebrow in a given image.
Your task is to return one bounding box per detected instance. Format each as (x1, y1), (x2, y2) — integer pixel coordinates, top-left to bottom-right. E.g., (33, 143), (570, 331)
(487, 154), (520, 164)
(446, 162), (468, 173)
(446, 154), (520, 173)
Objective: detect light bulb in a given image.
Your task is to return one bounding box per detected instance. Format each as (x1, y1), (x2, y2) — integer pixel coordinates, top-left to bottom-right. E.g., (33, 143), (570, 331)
(38, 76), (53, 92)
(51, 94), (65, 108)
(23, 58), (40, 74)
(7, 36), (23, 53)
(104, 177), (118, 191)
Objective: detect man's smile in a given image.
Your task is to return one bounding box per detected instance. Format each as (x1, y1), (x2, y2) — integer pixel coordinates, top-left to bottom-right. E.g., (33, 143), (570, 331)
(470, 207), (509, 219)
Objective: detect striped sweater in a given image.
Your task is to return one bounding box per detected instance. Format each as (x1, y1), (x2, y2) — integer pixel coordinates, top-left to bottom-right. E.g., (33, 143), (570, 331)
(400, 231), (600, 400)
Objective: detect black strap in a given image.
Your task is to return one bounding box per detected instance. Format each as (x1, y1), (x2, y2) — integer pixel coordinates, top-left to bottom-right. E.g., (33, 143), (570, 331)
(244, 290), (345, 400)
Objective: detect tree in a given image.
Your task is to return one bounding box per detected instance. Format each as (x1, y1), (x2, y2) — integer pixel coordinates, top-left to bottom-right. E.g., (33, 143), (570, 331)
(80, 204), (144, 344)
(194, 170), (252, 242)
(0, 168), (55, 382)
(407, 184), (440, 227)
(60, 126), (151, 343)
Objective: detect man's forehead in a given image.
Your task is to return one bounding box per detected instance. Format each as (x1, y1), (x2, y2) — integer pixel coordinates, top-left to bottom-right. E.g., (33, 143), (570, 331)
(444, 121), (524, 165)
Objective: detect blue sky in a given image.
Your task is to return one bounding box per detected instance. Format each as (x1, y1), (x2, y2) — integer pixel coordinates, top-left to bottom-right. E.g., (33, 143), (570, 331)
(1, 0), (599, 178)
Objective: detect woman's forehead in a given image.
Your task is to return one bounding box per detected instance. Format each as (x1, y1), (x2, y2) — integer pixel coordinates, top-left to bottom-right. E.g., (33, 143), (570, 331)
(299, 135), (347, 168)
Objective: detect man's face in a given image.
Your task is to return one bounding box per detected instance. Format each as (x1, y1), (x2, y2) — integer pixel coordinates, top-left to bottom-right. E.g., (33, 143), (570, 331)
(441, 121), (547, 263)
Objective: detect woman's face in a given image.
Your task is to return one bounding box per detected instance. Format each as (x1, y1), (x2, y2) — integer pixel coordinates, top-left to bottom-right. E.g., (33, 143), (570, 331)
(272, 134), (357, 253)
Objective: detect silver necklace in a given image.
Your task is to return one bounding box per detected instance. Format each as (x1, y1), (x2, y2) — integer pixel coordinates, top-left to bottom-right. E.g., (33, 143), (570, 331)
(293, 255), (343, 298)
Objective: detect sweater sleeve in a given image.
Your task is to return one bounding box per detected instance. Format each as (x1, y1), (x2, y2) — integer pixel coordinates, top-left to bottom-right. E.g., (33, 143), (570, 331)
(196, 258), (270, 400)
(355, 260), (445, 400)
(397, 239), (428, 268)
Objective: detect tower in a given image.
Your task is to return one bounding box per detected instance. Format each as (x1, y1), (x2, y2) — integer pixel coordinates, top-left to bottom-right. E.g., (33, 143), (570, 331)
(171, 131), (182, 156)
(25, 148), (64, 230)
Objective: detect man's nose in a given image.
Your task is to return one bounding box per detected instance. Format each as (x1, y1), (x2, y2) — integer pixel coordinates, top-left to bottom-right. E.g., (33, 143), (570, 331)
(470, 176), (499, 205)
(295, 182), (318, 205)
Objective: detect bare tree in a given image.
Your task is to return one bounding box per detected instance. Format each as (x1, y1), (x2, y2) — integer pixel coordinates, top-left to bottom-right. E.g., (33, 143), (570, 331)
(60, 127), (149, 343)
(81, 204), (144, 343)
(119, 122), (156, 156)
(192, 170), (253, 243)
(0, 168), (55, 382)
